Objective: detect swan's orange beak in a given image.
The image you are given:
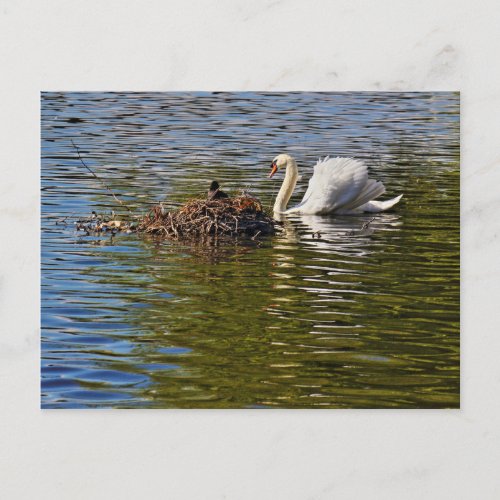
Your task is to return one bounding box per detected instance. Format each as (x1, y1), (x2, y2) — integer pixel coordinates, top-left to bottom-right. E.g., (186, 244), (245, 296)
(269, 161), (278, 178)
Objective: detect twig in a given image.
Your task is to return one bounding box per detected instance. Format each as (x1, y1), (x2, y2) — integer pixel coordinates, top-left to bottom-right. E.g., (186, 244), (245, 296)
(55, 212), (75, 225)
(361, 217), (375, 230)
(346, 217), (376, 236)
(70, 140), (132, 212)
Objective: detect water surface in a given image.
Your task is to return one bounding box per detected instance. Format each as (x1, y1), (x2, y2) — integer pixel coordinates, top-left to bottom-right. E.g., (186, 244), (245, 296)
(41, 92), (460, 408)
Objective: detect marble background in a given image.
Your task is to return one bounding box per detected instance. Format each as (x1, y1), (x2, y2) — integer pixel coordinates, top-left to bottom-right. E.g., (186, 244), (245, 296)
(1, 0), (499, 498)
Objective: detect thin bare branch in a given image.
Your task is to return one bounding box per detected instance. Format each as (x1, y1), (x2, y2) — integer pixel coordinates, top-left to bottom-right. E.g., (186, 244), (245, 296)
(70, 140), (132, 212)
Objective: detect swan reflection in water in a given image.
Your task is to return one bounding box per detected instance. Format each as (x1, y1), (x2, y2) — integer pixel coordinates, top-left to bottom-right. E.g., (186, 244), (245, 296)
(273, 211), (403, 254)
(267, 211), (403, 322)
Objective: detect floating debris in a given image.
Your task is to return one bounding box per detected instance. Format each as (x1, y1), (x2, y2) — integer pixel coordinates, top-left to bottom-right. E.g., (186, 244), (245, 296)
(74, 211), (136, 235)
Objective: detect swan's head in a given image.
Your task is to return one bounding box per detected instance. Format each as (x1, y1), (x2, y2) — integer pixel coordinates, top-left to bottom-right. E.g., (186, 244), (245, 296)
(268, 154), (295, 178)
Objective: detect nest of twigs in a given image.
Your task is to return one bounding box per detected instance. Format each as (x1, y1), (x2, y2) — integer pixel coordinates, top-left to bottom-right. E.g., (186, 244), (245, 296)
(138, 195), (278, 240)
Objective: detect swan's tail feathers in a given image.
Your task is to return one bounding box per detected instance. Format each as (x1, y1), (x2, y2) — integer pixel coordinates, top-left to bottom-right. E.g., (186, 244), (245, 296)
(359, 194), (403, 213)
(344, 179), (386, 211)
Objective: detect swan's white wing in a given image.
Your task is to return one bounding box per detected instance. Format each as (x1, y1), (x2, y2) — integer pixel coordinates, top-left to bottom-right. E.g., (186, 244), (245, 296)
(288, 157), (383, 215)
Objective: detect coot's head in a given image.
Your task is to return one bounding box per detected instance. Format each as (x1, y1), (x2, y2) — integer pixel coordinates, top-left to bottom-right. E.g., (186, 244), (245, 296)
(209, 181), (220, 191)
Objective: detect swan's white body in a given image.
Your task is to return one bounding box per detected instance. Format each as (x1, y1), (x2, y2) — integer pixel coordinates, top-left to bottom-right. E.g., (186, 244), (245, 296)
(270, 154), (402, 215)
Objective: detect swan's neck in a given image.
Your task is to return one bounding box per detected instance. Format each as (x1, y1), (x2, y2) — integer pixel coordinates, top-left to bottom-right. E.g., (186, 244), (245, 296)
(274, 159), (299, 213)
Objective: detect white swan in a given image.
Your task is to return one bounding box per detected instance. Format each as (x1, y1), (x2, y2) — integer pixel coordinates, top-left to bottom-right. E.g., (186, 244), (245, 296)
(269, 154), (403, 215)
